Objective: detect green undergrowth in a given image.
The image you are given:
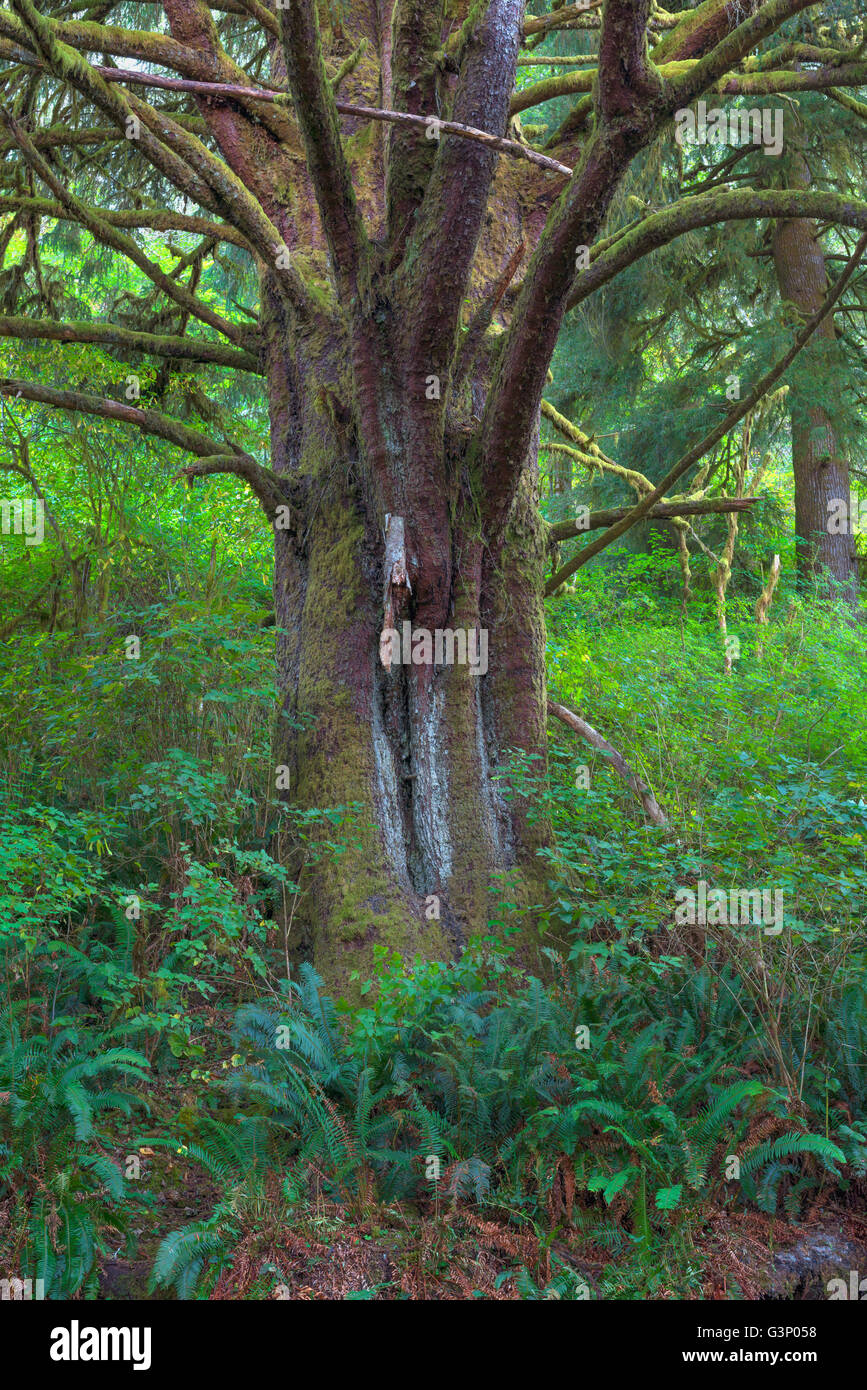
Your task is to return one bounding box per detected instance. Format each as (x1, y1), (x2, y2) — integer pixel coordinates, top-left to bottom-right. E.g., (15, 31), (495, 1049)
(2, 582), (866, 1298)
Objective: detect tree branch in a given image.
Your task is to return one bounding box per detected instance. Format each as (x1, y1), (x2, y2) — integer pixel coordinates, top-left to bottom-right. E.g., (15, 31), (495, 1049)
(159, 0), (299, 186)
(565, 188), (867, 313)
(511, 68), (594, 116)
(478, 0), (667, 539)
(0, 194), (252, 249)
(546, 0), (829, 145)
(523, 2), (604, 39)
(711, 60), (867, 98)
(9, 4), (294, 276)
(541, 399), (655, 495)
(7, 57), (576, 181)
(667, 0), (827, 108)
(548, 496), (758, 543)
(513, 54), (867, 117)
(1, 25), (316, 322)
(397, 0), (527, 381)
(0, 6), (198, 74)
(0, 118), (209, 159)
(0, 107), (246, 346)
(0, 376), (291, 522)
(596, 0), (659, 123)
(173, 455), (297, 523)
(826, 87), (867, 122)
(0, 376), (237, 457)
(278, 0), (366, 299)
(6, 0), (222, 215)
(650, 0), (763, 65)
(0, 316), (261, 372)
(337, 100), (573, 179)
(121, 89), (314, 317)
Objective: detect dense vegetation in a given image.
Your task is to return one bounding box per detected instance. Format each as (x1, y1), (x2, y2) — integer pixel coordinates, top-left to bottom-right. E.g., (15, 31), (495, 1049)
(3, 464), (865, 1299)
(1, 0), (866, 1303)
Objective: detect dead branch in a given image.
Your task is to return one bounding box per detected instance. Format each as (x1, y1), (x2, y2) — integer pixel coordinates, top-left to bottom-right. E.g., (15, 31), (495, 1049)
(548, 700), (669, 828)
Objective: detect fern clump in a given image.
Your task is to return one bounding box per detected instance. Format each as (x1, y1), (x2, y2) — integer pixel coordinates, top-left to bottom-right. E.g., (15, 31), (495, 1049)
(0, 1006), (150, 1298)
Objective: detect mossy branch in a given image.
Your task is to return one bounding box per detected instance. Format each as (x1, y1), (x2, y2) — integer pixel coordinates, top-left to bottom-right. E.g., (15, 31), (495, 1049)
(0, 194), (252, 249)
(121, 90), (315, 321)
(0, 118), (209, 159)
(548, 496), (758, 544)
(7, 0), (221, 215)
(4, 54), (576, 182)
(0, 107), (245, 347)
(0, 377), (241, 458)
(565, 189), (867, 313)
(173, 456), (299, 524)
(0, 6), (196, 73)
(278, 0), (366, 299)
(397, 0), (526, 422)
(0, 376), (295, 524)
(541, 401), (655, 496)
(667, 0), (832, 109)
(0, 316), (261, 373)
(453, 241), (525, 384)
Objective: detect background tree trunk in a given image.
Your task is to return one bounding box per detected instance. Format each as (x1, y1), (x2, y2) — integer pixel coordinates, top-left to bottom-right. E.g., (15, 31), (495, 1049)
(772, 156), (858, 603)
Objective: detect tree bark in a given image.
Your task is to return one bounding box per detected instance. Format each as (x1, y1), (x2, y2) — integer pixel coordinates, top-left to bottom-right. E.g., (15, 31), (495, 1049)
(263, 270), (552, 987)
(772, 157), (858, 602)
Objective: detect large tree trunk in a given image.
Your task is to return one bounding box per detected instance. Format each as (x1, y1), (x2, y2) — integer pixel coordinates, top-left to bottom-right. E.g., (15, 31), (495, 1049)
(772, 159), (858, 603)
(249, 0), (668, 990)
(263, 274), (552, 990)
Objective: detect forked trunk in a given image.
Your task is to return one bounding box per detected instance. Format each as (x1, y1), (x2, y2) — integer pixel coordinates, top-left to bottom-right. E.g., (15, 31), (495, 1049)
(264, 283), (552, 989)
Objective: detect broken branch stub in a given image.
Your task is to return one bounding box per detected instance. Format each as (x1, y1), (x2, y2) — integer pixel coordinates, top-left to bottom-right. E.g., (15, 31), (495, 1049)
(380, 514), (412, 669)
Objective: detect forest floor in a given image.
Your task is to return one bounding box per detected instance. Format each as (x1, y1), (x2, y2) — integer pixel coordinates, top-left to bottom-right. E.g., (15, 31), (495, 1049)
(94, 1144), (867, 1301)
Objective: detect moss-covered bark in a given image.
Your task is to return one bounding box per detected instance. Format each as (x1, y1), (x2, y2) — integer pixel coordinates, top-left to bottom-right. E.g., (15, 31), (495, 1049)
(262, 263), (552, 996)
(771, 153), (858, 602)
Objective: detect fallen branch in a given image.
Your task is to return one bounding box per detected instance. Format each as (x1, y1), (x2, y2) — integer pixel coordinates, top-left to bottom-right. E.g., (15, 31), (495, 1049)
(548, 700), (669, 828)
